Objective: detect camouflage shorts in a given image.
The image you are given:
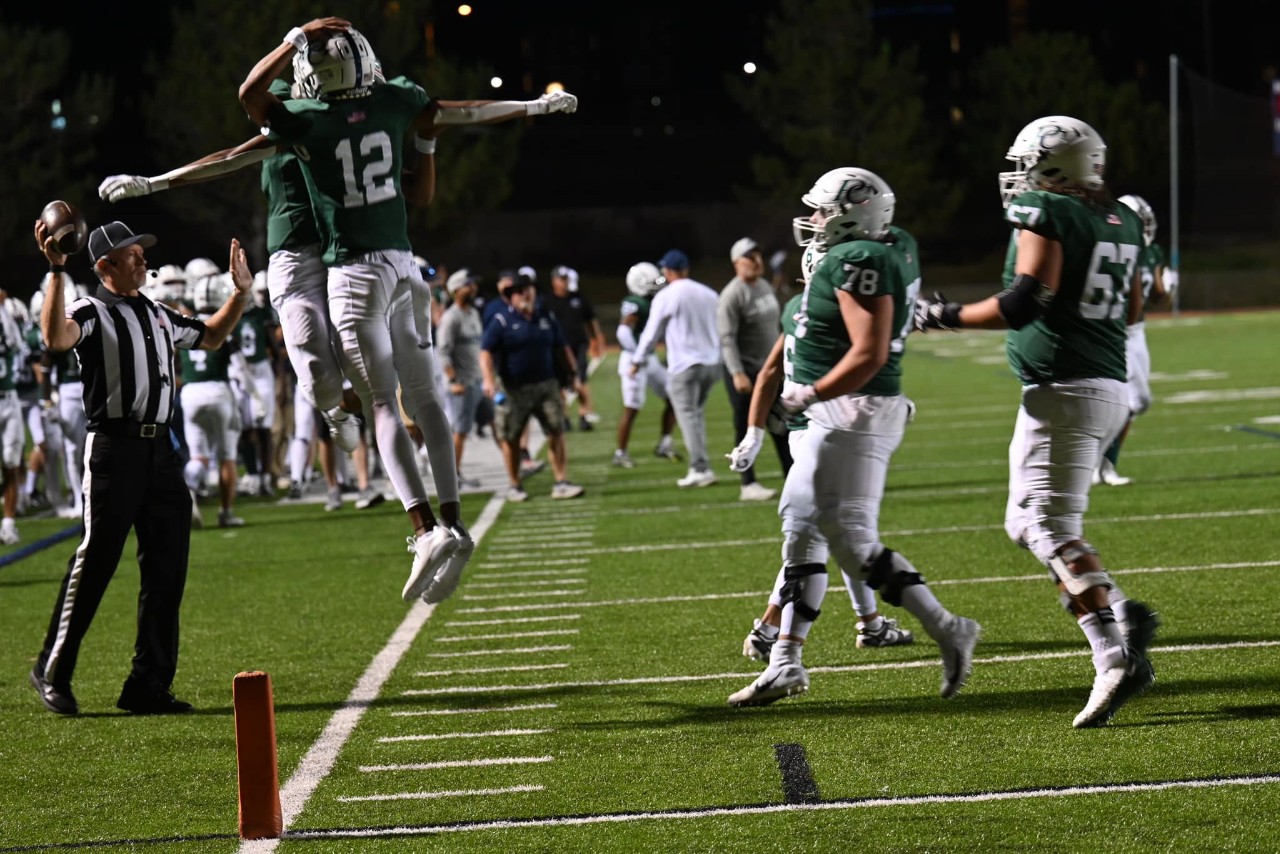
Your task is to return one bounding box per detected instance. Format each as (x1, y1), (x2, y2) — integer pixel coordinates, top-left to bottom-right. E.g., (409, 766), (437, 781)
(494, 378), (565, 444)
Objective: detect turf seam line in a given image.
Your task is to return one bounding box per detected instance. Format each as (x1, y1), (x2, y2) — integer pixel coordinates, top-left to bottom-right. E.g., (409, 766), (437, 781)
(337, 784), (544, 802)
(278, 774), (1280, 839)
(0, 523), (83, 569)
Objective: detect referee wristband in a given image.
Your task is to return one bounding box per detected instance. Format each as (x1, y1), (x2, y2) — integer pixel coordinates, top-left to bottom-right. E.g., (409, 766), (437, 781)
(49, 264), (65, 274)
(413, 135), (436, 155)
(284, 27), (308, 52)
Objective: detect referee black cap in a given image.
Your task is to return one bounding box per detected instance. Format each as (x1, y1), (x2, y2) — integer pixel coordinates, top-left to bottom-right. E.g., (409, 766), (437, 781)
(89, 221), (157, 265)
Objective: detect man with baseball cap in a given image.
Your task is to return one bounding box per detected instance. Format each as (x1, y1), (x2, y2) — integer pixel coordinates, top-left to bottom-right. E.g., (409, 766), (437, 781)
(437, 268), (485, 489)
(31, 217), (253, 715)
(632, 249), (722, 488)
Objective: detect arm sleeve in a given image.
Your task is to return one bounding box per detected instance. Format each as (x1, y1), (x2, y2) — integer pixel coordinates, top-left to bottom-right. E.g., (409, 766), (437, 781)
(717, 282), (745, 375)
(615, 323), (638, 353)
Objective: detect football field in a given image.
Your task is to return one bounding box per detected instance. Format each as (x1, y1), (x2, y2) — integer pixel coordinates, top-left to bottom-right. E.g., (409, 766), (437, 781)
(2, 309), (1278, 852)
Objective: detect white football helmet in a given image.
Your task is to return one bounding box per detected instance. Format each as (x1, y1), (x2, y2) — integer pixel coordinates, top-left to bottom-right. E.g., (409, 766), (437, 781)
(625, 262), (665, 298)
(152, 264), (188, 305)
(1000, 115), (1106, 208)
(185, 257), (219, 280)
(1117, 194), (1157, 246)
(292, 28), (378, 100)
(251, 270), (269, 306)
(193, 273), (233, 313)
(5, 296), (30, 328)
(30, 272), (75, 318)
(792, 167), (895, 248)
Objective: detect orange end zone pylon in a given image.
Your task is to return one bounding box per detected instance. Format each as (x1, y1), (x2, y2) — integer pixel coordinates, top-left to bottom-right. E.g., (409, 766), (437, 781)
(233, 671), (283, 839)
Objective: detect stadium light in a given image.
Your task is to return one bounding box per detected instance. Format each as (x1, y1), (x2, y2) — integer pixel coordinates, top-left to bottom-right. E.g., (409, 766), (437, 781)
(545, 81), (565, 94)
(651, 96), (662, 107)
(458, 4), (472, 15)
(743, 62), (757, 74)
(490, 76), (503, 88)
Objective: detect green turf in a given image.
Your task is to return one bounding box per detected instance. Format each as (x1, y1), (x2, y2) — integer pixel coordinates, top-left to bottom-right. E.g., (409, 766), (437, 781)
(2, 310), (1277, 852)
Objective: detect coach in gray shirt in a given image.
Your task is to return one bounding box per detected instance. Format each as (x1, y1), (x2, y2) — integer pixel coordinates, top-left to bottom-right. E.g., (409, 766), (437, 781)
(717, 238), (792, 500)
(437, 268), (485, 488)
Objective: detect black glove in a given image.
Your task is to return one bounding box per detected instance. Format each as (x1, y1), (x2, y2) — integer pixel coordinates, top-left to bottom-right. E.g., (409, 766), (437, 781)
(913, 291), (963, 332)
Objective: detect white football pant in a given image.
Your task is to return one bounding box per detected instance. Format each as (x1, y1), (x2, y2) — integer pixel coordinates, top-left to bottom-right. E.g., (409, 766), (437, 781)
(268, 244), (344, 414)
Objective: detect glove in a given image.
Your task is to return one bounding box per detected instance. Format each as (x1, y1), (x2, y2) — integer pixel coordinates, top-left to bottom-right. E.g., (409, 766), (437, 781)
(779, 383), (817, 415)
(913, 291), (962, 332)
(98, 174), (153, 203)
(530, 90), (578, 115)
(1163, 268), (1179, 298)
(726, 426), (765, 473)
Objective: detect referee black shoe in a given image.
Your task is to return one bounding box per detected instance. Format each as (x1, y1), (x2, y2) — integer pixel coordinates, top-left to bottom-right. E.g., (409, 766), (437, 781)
(117, 681), (193, 715)
(30, 667), (78, 715)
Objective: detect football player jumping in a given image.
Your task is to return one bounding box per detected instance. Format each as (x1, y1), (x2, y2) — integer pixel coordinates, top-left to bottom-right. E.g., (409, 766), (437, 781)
(727, 168), (981, 708)
(914, 116), (1159, 728)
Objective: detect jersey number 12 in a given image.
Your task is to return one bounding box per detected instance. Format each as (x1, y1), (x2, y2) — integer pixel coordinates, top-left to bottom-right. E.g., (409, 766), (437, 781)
(336, 132), (396, 208)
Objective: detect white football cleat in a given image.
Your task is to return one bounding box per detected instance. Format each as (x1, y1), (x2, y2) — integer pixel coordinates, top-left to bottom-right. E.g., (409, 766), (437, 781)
(420, 526), (475, 605)
(742, 618), (779, 662)
(1097, 459), (1132, 486)
(1073, 664), (1127, 728)
(937, 615), (981, 698)
(856, 617), (915, 648)
(677, 469), (717, 489)
(403, 526), (459, 602)
(323, 407), (360, 454)
(739, 482), (777, 502)
(728, 662), (810, 707)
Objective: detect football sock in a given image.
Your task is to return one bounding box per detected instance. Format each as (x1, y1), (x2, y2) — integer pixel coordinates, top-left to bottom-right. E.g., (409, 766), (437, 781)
(859, 615), (885, 634)
(770, 639), (802, 668)
(289, 437), (310, 485)
(841, 568), (879, 616)
(24, 470), (37, 496)
(1078, 609), (1126, 673)
(899, 584), (949, 640)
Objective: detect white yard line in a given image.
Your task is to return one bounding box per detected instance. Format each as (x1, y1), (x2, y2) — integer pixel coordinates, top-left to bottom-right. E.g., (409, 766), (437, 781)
(389, 703), (558, 717)
(337, 784), (544, 802)
(423, 644), (574, 659)
(477, 558), (591, 569)
(460, 588), (588, 601)
(359, 756), (555, 772)
(437, 629), (580, 642)
(289, 774), (1280, 837)
(444, 614), (582, 627)
(401, 640), (1280, 698)
(466, 578), (588, 590)
(416, 663), (570, 678)
(379, 728), (554, 743)
(470, 568), (590, 580)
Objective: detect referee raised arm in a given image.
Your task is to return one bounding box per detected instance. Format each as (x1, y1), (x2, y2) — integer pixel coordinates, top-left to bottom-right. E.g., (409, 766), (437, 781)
(29, 218), (251, 716)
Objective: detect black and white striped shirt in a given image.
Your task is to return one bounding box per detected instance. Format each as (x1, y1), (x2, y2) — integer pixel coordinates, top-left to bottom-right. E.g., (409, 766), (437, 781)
(66, 286), (206, 429)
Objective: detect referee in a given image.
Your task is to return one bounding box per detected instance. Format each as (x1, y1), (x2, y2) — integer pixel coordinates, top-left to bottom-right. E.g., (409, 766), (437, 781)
(29, 219), (252, 716)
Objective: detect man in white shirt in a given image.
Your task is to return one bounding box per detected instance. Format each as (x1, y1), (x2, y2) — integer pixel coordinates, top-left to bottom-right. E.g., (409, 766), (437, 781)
(632, 249), (722, 488)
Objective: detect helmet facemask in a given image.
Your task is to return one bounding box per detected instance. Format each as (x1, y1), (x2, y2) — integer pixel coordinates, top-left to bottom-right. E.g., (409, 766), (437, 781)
(292, 29), (379, 100)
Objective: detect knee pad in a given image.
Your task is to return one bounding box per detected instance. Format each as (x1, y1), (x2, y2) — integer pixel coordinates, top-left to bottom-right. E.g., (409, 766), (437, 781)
(862, 547), (925, 607)
(1046, 541), (1112, 595)
(779, 563), (825, 622)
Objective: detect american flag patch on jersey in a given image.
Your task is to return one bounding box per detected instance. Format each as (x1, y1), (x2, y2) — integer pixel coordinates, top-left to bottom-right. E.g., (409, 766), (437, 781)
(1107, 213), (1122, 225)
(348, 111), (366, 124)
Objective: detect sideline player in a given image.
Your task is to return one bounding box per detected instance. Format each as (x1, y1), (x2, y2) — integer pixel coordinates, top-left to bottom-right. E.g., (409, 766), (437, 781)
(613, 262), (679, 468)
(914, 116), (1159, 727)
(727, 167), (980, 708)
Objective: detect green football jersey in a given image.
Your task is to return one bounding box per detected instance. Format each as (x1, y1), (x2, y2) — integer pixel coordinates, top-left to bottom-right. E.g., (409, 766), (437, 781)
(262, 148), (322, 254)
(14, 325), (42, 392)
(790, 225), (921, 397)
(54, 348), (81, 385)
(0, 334), (18, 392)
(270, 77), (430, 265)
(779, 293), (808, 431)
(619, 294), (652, 338)
(236, 305), (276, 364)
(1001, 191), (1142, 383)
(180, 335), (235, 384)
(1135, 242), (1166, 322)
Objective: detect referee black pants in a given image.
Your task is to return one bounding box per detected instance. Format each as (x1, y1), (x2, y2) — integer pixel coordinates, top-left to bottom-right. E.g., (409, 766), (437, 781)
(723, 365), (794, 485)
(37, 430), (192, 693)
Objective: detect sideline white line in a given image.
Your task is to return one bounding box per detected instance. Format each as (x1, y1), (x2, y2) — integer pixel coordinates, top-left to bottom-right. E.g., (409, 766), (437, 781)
(338, 784), (544, 802)
(461, 588), (588, 601)
(437, 629), (580, 642)
(402, 639), (1280, 697)
(466, 578), (588, 590)
(390, 703), (558, 717)
(417, 663), (570, 677)
(470, 568), (589, 580)
(238, 493), (509, 854)
(379, 728), (554, 743)
(360, 756), (555, 772)
(424, 644), (573, 658)
(452, 558), (1280, 615)
(477, 558), (590, 569)
(291, 774), (1280, 838)
(445, 614), (582, 627)
(485, 541), (594, 553)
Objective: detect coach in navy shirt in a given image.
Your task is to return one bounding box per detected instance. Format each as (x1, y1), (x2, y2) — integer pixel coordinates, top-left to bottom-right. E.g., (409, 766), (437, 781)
(480, 275), (584, 503)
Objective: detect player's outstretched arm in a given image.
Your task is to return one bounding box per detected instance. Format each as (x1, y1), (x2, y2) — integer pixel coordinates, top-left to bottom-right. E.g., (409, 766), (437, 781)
(431, 90), (578, 127)
(99, 135), (277, 203)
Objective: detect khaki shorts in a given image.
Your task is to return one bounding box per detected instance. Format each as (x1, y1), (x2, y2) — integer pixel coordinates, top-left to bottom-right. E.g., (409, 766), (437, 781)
(494, 378), (565, 444)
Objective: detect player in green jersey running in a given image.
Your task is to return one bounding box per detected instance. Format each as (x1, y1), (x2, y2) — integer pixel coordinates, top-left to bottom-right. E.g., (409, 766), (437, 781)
(915, 116), (1160, 728)
(727, 167), (980, 708)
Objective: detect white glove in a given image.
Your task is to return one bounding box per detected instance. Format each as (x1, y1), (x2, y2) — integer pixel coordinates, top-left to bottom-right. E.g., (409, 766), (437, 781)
(779, 384), (818, 415)
(98, 174), (153, 203)
(726, 426), (765, 473)
(1163, 268), (1179, 297)
(529, 90), (578, 115)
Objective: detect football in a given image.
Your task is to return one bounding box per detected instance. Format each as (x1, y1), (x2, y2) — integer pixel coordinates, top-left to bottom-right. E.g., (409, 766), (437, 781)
(39, 200), (88, 255)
